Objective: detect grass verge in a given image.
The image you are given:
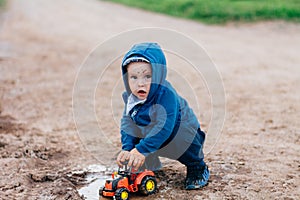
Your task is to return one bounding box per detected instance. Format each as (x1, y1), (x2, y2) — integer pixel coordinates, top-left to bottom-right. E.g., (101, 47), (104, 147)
(0, 0), (5, 7)
(106, 0), (300, 24)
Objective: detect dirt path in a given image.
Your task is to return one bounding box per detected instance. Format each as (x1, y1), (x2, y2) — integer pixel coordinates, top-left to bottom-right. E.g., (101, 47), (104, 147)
(0, 0), (299, 199)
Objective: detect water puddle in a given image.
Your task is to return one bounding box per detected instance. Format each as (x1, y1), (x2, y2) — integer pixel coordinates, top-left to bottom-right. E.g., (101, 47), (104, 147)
(76, 164), (112, 200)
(0, 41), (16, 58)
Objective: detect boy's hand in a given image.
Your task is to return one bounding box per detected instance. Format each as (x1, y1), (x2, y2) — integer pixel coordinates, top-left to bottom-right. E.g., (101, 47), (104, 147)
(117, 150), (131, 167)
(128, 148), (145, 170)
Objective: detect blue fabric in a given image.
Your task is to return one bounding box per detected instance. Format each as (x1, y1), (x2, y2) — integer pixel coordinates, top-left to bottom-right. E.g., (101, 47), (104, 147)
(120, 42), (205, 165)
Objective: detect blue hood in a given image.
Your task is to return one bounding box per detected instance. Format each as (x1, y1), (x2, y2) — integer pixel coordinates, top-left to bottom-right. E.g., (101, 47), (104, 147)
(121, 42), (167, 102)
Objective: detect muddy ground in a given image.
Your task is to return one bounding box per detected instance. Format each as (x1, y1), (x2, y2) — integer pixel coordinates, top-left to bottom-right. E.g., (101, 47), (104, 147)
(0, 0), (299, 199)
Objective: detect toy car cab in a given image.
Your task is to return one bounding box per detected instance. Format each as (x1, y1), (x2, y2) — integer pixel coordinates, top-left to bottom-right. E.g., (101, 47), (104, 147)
(99, 164), (157, 200)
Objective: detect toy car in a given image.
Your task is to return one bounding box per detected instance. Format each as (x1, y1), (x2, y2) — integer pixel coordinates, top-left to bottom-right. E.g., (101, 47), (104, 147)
(99, 163), (157, 200)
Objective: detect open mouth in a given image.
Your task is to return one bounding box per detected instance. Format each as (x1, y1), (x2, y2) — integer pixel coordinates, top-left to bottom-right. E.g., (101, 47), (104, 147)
(137, 90), (146, 95)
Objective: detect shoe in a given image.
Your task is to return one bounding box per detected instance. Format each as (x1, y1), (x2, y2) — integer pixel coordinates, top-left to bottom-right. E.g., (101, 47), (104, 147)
(185, 164), (210, 190)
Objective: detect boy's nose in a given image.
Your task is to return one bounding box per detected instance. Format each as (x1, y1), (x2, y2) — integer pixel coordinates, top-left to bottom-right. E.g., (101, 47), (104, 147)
(137, 78), (145, 86)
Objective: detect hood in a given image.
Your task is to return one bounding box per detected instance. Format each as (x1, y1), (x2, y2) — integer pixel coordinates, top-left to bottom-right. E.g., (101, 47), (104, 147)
(121, 42), (167, 102)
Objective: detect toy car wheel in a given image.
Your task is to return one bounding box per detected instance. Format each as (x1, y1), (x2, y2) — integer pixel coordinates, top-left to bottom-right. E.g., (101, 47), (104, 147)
(139, 176), (157, 195)
(115, 188), (129, 200)
(99, 186), (105, 196)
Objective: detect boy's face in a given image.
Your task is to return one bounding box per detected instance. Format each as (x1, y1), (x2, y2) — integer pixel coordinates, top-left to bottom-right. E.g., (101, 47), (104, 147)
(127, 62), (152, 100)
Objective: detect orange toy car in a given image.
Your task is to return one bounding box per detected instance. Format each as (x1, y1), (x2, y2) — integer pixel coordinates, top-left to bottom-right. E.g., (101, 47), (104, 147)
(99, 164), (157, 200)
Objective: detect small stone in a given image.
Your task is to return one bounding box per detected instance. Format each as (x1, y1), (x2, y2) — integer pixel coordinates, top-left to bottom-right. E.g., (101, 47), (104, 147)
(238, 162), (245, 165)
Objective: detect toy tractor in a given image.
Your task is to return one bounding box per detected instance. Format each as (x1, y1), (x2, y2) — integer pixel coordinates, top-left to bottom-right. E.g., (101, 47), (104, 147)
(99, 164), (157, 200)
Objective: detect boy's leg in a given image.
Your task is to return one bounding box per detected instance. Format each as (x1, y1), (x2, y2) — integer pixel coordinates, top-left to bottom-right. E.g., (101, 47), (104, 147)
(140, 153), (162, 171)
(178, 128), (210, 190)
(177, 128), (205, 165)
(132, 138), (162, 172)
(159, 128), (210, 190)
(178, 128), (210, 189)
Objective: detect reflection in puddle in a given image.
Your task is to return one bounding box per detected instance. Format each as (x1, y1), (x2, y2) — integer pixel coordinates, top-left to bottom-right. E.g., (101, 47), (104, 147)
(77, 164), (111, 200)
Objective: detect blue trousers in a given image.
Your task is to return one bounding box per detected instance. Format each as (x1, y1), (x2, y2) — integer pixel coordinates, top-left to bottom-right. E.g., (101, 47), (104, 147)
(141, 128), (206, 171)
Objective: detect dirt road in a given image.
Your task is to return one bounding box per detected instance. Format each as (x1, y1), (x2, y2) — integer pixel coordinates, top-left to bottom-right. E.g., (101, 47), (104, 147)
(0, 0), (299, 199)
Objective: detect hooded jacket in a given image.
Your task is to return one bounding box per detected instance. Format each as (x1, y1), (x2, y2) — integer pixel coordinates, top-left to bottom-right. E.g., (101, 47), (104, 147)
(121, 42), (200, 156)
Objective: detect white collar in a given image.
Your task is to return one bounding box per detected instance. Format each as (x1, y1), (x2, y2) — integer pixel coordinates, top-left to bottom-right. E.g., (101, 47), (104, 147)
(126, 94), (147, 115)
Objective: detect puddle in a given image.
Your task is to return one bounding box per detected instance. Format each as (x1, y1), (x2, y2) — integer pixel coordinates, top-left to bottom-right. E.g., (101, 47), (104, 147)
(76, 164), (112, 200)
(78, 174), (108, 200)
(0, 41), (15, 58)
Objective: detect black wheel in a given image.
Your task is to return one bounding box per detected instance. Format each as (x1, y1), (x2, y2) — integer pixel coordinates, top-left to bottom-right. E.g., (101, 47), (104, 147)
(139, 176), (157, 195)
(114, 188), (130, 200)
(99, 186), (105, 196)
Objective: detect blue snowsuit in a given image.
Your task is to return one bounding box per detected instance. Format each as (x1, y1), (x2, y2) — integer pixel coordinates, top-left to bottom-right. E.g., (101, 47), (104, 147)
(121, 42), (206, 170)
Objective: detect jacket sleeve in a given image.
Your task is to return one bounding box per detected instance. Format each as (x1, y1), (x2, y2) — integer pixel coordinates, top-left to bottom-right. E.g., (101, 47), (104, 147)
(120, 91), (140, 151)
(135, 89), (178, 156)
(120, 114), (140, 151)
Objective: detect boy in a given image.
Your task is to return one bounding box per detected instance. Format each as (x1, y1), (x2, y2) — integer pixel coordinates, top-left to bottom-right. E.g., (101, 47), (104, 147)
(117, 42), (209, 190)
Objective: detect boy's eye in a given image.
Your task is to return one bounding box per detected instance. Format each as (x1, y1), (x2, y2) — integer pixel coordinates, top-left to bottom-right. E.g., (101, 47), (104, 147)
(130, 75), (137, 80)
(145, 75), (152, 79)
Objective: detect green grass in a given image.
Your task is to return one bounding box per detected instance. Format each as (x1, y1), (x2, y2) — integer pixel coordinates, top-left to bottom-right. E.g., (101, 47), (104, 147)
(0, 0), (6, 9)
(0, 0), (5, 7)
(106, 0), (300, 24)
